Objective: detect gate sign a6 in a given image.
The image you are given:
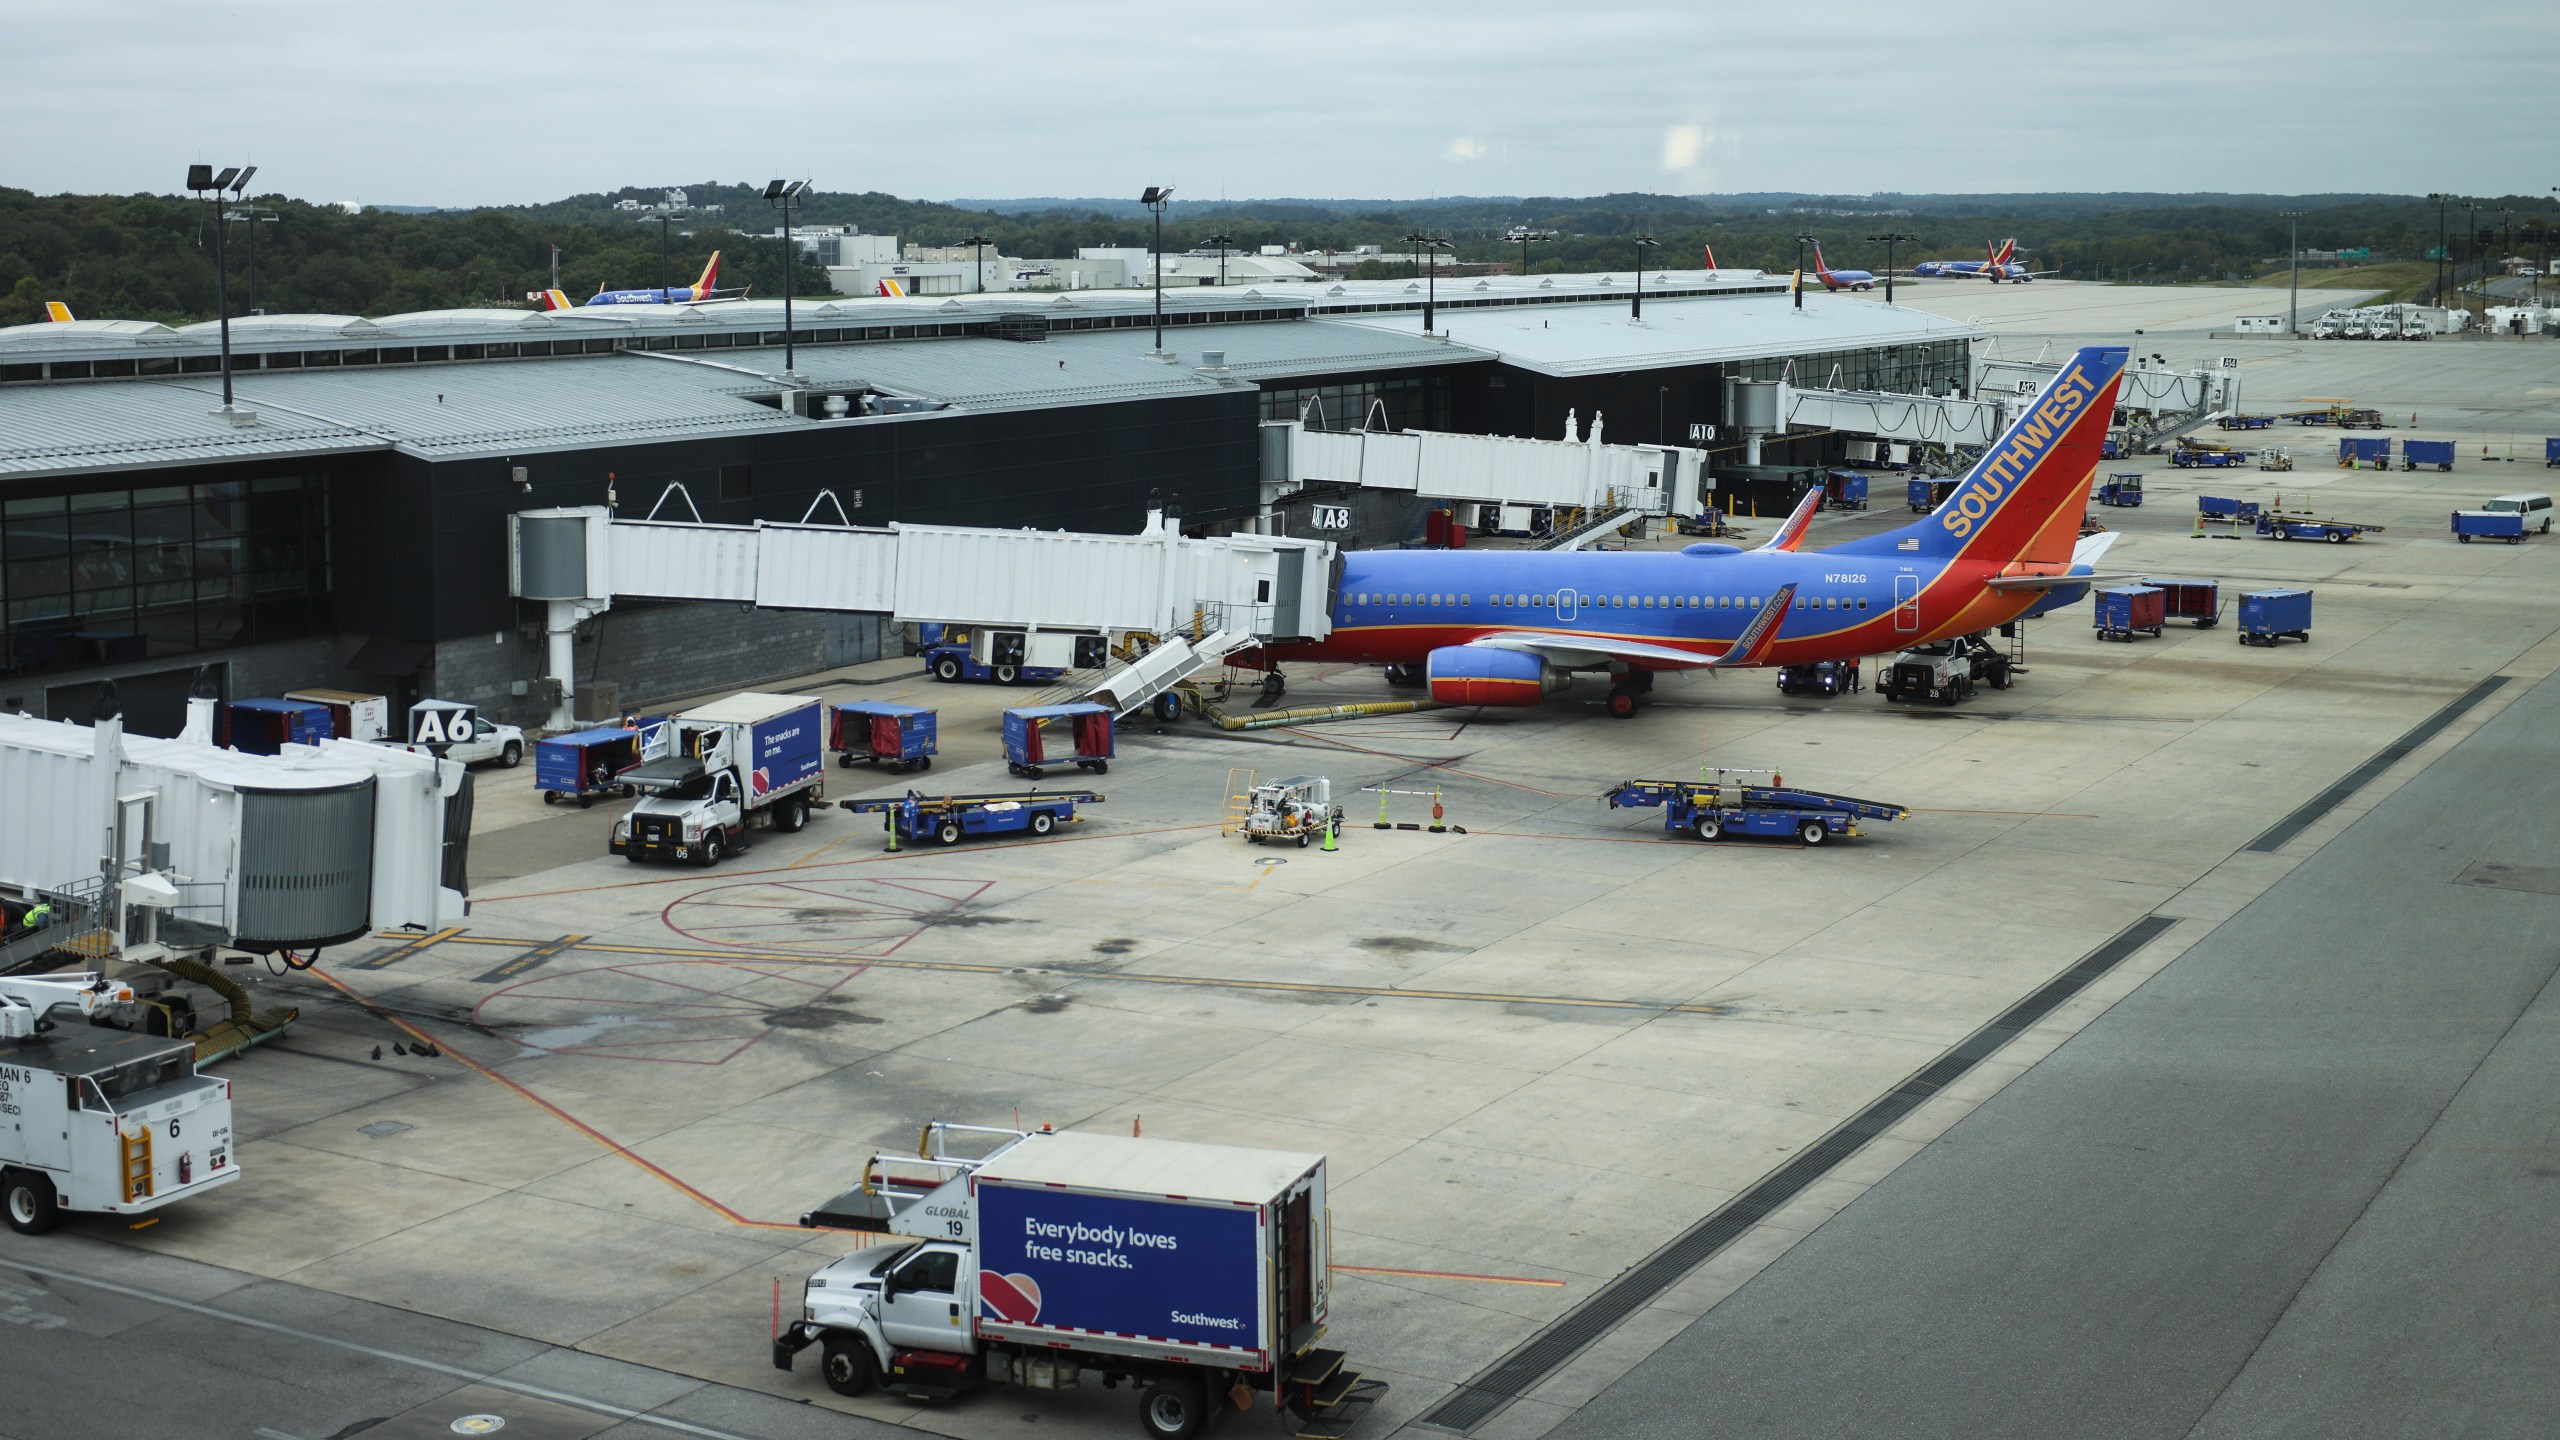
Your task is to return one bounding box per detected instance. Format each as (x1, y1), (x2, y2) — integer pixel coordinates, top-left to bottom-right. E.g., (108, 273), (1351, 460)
(410, 701), (479, 747)
(1311, 504), (1352, 531)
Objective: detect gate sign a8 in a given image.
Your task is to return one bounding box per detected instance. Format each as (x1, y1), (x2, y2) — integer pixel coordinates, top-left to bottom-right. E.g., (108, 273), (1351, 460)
(1311, 504), (1352, 531)
(410, 701), (479, 747)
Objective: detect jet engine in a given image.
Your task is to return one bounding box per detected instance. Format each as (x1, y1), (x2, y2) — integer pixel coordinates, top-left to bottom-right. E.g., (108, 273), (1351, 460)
(1427, 645), (1566, 706)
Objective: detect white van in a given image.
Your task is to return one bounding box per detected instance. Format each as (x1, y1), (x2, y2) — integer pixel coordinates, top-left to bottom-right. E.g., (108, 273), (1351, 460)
(2484, 493), (2555, 534)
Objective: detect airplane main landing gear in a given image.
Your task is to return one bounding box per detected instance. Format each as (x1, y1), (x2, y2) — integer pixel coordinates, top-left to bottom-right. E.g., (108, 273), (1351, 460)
(1606, 685), (1643, 719)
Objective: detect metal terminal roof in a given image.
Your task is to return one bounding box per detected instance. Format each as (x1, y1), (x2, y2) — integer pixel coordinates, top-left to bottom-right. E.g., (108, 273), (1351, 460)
(0, 379), (388, 477)
(1329, 291), (1980, 377)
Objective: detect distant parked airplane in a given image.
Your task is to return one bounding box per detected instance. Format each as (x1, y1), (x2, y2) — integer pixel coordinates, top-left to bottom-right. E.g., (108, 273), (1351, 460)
(1909, 239), (2052, 283)
(540, 251), (746, 309)
(1810, 242), (1876, 292)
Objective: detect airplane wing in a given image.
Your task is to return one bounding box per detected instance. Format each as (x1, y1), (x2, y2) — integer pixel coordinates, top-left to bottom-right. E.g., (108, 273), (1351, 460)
(1755, 488), (1823, 553)
(1463, 582), (1799, 672)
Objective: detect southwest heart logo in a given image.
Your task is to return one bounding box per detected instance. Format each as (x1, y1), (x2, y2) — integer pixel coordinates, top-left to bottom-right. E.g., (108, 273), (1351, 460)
(979, 1271), (1042, 1323)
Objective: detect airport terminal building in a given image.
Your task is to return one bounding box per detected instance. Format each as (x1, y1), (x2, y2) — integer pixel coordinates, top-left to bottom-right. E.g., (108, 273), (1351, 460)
(0, 274), (1976, 732)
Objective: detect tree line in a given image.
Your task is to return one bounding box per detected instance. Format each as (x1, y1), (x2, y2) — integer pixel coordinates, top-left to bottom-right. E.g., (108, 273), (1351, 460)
(4, 183), (2550, 328)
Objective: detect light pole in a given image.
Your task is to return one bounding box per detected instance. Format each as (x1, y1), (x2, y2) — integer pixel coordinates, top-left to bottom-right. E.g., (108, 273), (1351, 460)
(1631, 235), (1659, 319)
(1141, 186), (1174, 353)
(2428, 192), (2450, 306)
(637, 200), (692, 299)
(226, 199), (279, 314)
(186, 163), (246, 416)
(1866, 230), (1916, 305)
(1505, 226), (1551, 279)
(763, 178), (809, 377)
(959, 232), (994, 293)
(2278, 210), (2303, 333)
(1204, 232), (1233, 288)
(2461, 200), (2483, 314)
(1793, 233), (1815, 310)
(1403, 233), (1451, 331)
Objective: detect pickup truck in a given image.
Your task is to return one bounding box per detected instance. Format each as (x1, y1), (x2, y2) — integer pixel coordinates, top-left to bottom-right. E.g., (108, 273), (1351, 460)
(374, 721), (526, 768)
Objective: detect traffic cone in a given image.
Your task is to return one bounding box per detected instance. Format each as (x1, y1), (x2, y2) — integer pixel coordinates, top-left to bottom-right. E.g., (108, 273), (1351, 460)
(1321, 820), (1337, 852)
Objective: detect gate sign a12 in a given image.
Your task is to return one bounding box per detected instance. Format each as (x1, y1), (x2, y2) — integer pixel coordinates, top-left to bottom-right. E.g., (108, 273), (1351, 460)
(410, 700), (479, 747)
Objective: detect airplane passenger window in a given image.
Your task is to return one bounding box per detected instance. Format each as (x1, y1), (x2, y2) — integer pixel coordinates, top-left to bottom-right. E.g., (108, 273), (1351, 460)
(1858, 598), (1869, 609)
(1461, 595), (1470, 606)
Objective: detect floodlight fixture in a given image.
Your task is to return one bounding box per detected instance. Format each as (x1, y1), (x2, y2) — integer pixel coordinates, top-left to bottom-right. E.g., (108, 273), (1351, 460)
(187, 161), (248, 412)
(2278, 211), (2304, 333)
(1403, 233), (1453, 332)
(1140, 185), (1174, 206)
(187, 164), (215, 191)
(766, 178), (814, 376)
(230, 165), (256, 194)
(960, 232), (995, 293)
(1142, 186), (1176, 351)
(1632, 235), (1660, 320)
(1866, 230), (1918, 304)
(1205, 232), (1234, 288)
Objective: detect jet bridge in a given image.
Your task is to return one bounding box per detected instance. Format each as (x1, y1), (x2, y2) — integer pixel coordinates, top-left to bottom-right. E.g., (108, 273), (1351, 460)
(1263, 419), (1708, 520)
(1781, 356), (2240, 450)
(510, 502), (1338, 728)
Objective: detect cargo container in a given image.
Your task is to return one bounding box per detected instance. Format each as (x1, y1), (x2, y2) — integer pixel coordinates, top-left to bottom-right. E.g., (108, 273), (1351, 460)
(2093, 586), (2167, 641)
(832, 702), (937, 773)
(2451, 510), (2526, 543)
(281, 689), (390, 743)
(781, 1127), (1381, 1440)
(219, 698), (332, 755)
(2337, 437), (2392, 469)
(2402, 439), (2456, 471)
(2239, 588), (2313, 646)
(612, 693), (824, 866)
(2139, 578), (2222, 627)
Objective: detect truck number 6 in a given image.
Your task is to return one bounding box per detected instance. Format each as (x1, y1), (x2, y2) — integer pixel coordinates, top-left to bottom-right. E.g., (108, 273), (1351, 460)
(169, 1117), (182, 1138)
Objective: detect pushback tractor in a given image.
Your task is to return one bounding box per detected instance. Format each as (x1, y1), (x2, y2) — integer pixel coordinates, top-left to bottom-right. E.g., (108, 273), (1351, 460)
(780, 1124), (1384, 1440)
(2, 973), (239, 1234)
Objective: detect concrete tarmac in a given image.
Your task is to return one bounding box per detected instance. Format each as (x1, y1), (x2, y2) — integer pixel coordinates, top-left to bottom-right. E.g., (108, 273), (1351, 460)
(1544, 667), (2560, 1440)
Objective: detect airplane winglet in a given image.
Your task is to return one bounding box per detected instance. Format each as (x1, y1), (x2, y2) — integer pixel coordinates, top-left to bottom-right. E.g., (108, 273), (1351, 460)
(1705, 583), (1797, 669)
(1755, 487), (1824, 553)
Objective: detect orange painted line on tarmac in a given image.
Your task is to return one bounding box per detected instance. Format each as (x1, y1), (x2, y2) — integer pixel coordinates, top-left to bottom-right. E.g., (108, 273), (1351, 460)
(307, 966), (805, 1233)
(1332, 1264), (1565, 1288)
(474, 821), (1227, 904)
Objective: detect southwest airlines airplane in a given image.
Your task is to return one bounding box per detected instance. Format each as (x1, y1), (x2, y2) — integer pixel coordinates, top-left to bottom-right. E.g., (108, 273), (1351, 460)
(541, 251), (746, 309)
(1258, 344), (2130, 717)
(1809, 242), (1877, 292)
(1910, 239), (2049, 283)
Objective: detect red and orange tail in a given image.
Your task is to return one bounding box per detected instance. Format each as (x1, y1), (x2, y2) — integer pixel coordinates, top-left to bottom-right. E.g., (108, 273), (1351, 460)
(44, 301), (74, 323)
(539, 289), (574, 312)
(1991, 238), (2017, 266)
(693, 250), (722, 297)
(1702, 242), (1718, 270)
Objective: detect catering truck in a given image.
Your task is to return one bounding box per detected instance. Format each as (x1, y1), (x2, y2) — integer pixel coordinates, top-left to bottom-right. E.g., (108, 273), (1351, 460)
(2, 973), (240, 1234)
(610, 692), (824, 866)
(779, 1124), (1382, 1440)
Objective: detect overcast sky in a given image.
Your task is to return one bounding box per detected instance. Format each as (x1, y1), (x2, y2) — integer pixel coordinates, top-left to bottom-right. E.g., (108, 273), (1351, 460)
(10, 0), (2555, 208)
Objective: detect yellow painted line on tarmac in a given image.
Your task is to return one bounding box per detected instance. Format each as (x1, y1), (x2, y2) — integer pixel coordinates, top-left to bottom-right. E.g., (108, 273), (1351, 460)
(366, 929), (1727, 1015)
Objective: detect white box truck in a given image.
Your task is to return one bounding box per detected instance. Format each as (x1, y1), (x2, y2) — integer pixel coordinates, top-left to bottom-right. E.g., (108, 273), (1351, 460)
(777, 1125), (1381, 1440)
(610, 692), (825, 866)
(2, 974), (239, 1234)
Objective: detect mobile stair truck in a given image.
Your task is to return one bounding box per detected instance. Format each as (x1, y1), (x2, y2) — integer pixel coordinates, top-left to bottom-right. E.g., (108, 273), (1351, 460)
(3, 972), (240, 1234)
(780, 1123), (1385, 1440)
(610, 692), (824, 866)
(1604, 771), (1907, 846)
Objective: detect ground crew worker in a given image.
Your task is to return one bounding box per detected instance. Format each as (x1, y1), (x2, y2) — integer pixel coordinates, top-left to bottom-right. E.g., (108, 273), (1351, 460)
(22, 899), (52, 931)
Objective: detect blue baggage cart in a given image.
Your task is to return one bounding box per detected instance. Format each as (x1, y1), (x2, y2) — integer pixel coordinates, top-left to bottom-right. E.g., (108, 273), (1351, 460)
(537, 719), (669, 806)
(2238, 588), (2312, 646)
(1003, 703), (1113, 779)
(2093, 586), (2166, 641)
(831, 702), (937, 773)
(2401, 439), (2456, 472)
(2452, 510), (2526, 544)
(2337, 437), (2391, 469)
(1907, 477), (1958, 513)
(2097, 473), (2144, 507)
(2198, 495), (2261, 522)
(221, 698), (333, 755)
(1823, 471), (1870, 511)
(2546, 438), (2560, 468)
(2140, 577), (2221, 627)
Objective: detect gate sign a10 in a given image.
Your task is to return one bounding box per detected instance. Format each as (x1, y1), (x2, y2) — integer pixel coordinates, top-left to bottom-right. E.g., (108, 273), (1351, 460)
(410, 700), (479, 747)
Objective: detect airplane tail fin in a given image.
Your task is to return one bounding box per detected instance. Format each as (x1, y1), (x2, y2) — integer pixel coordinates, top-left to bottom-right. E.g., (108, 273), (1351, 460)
(695, 250), (721, 295)
(877, 278), (907, 298)
(1992, 238), (2017, 266)
(540, 289), (573, 312)
(1811, 242), (1830, 279)
(1702, 242), (1718, 270)
(1755, 487), (1823, 553)
(1823, 346), (2129, 568)
(44, 301), (74, 323)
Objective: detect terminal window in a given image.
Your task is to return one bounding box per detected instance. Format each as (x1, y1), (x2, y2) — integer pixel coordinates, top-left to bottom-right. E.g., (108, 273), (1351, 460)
(1, 473), (333, 676)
